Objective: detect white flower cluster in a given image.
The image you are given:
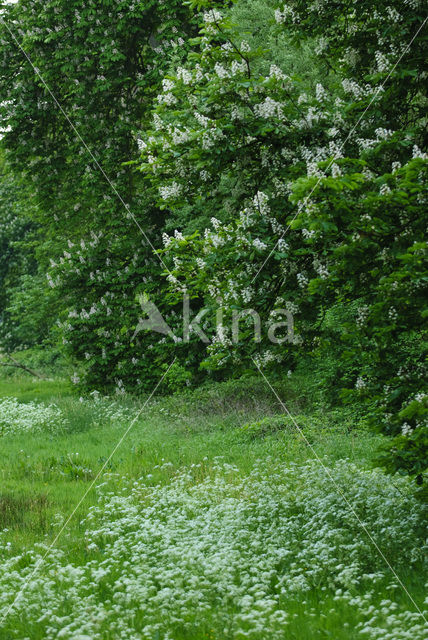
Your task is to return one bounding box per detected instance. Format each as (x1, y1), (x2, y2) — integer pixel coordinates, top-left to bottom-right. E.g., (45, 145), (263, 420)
(203, 9), (222, 23)
(313, 259), (329, 279)
(315, 83), (327, 102)
(415, 393), (427, 403)
(0, 460), (425, 638)
(252, 349), (284, 367)
(253, 238), (267, 251)
(162, 232), (172, 247)
(277, 238), (289, 252)
(275, 299), (299, 315)
(253, 191), (270, 215)
(269, 64), (289, 82)
(375, 51), (390, 73)
(302, 228), (316, 239)
(80, 394), (134, 424)
(401, 422), (413, 436)
(297, 272), (309, 288)
(158, 181), (182, 201)
(388, 306), (398, 322)
(355, 376), (367, 391)
(241, 286), (253, 303)
(214, 62), (230, 79)
(0, 397), (67, 436)
(176, 66), (192, 85)
(342, 46), (359, 68)
(254, 96), (283, 119)
(356, 305), (370, 329)
(156, 91), (176, 106)
(341, 79), (375, 100)
(412, 145), (428, 160)
(213, 323), (232, 347)
(274, 5), (297, 24)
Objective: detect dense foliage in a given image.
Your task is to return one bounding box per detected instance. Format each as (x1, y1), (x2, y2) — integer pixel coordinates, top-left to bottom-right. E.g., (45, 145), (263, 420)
(0, 158), (47, 349)
(0, 0), (201, 390)
(0, 0), (426, 483)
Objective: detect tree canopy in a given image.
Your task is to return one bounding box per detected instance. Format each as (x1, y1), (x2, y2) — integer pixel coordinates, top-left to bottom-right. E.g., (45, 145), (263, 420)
(0, 0), (426, 483)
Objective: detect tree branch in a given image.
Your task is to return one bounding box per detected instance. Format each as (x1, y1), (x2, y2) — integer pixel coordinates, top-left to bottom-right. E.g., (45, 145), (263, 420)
(0, 353), (45, 379)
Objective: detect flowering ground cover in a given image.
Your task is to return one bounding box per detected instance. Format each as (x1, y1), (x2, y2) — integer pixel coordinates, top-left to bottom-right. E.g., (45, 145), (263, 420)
(0, 379), (426, 638)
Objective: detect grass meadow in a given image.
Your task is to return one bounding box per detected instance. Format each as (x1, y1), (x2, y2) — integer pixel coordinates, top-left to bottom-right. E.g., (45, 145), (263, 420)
(0, 375), (426, 639)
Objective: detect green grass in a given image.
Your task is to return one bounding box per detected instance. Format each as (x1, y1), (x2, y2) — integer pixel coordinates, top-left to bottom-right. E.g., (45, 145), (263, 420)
(0, 377), (426, 639)
(0, 377), (72, 403)
(0, 378), (378, 552)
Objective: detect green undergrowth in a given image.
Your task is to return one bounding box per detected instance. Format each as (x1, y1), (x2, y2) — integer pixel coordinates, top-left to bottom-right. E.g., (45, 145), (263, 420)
(0, 377), (426, 639)
(0, 377), (376, 552)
